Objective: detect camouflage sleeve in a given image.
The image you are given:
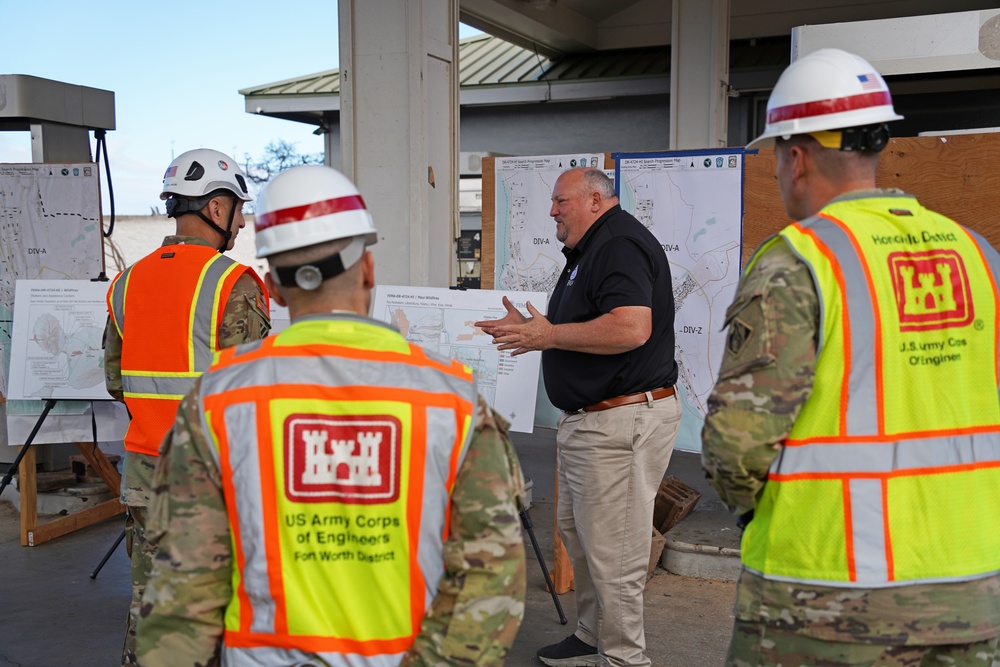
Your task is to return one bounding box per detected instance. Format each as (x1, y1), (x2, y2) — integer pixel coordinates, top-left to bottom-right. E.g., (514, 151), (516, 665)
(136, 381), (230, 667)
(218, 271), (271, 348)
(403, 397), (527, 667)
(701, 239), (819, 517)
(103, 316), (124, 402)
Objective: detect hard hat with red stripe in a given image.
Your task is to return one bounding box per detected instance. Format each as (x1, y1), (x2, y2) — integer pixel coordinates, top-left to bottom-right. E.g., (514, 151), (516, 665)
(254, 165), (378, 259)
(747, 48), (903, 150)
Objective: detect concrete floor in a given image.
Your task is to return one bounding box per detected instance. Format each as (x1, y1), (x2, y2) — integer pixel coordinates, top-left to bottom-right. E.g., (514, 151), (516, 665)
(0, 429), (738, 667)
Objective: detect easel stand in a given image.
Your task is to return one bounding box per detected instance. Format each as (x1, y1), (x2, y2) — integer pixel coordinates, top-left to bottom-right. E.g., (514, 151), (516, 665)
(0, 399), (124, 546)
(519, 501), (568, 625)
(91, 527), (126, 579)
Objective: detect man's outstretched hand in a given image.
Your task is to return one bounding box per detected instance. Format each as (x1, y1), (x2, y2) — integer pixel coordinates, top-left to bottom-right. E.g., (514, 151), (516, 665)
(475, 296), (554, 356)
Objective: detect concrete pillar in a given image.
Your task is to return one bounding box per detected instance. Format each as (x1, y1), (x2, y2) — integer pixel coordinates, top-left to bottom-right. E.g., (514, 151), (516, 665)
(30, 122), (93, 162)
(339, 0), (459, 287)
(669, 0), (731, 149)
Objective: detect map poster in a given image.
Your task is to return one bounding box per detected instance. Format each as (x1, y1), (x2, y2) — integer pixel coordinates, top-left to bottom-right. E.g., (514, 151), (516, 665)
(1, 163), (105, 443)
(494, 154), (603, 293)
(371, 285), (549, 433)
(7, 280), (112, 401)
(616, 149), (745, 452)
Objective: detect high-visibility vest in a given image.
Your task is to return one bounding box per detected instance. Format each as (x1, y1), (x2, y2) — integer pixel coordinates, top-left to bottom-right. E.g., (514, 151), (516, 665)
(198, 314), (477, 666)
(741, 192), (1000, 587)
(107, 244), (264, 456)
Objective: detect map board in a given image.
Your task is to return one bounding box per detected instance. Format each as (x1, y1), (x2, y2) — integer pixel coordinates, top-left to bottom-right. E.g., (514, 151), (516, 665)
(616, 150), (744, 452)
(0, 163), (106, 444)
(490, 151), (744, 451)
(371, 285), (548, 433)
(7, 280), (112, 401)
(494, 154), (603, 293)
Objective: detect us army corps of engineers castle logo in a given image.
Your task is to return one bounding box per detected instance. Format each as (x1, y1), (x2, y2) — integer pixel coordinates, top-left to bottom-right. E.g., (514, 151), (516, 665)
(888, 249), (974, 331)
(285, 414), (402, 504)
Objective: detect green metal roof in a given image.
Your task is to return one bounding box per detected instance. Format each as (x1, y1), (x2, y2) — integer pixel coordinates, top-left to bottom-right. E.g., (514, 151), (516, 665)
(239, 34), (789, 98)
(242, 34), (667, 98)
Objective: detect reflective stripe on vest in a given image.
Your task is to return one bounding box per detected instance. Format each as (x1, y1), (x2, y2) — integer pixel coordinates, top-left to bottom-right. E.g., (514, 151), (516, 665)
(107, 246), (253, 455)
(198, 315), (476, 664)
(741, 193), (1000, 587)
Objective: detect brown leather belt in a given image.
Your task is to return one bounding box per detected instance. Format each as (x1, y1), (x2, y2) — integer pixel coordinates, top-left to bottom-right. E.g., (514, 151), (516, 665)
(581, 386), (675, 412)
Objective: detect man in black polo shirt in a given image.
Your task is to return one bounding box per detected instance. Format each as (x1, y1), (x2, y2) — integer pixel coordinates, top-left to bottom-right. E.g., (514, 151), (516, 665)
(476, 167), (680, 667)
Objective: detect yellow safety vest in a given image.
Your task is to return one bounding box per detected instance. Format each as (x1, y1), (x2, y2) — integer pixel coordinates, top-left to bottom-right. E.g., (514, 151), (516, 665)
(198, 314), (476, 665)
(742, 192), (1000, 586)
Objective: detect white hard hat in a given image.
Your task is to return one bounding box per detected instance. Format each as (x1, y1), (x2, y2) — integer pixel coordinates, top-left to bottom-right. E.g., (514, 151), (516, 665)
(747, 48), (903, 150)
(160, 148), (252, 202)
(255, 164), (378, 259)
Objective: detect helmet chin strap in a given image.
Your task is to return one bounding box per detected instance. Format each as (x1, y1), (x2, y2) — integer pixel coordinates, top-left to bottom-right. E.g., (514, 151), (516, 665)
(194, 195), (237, 253)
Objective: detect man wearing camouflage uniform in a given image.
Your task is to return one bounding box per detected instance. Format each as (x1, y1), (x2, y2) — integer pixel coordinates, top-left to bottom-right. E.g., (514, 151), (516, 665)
(137, 164), (526, 666)
(104, 148), (270, 665)
(703, 49), (1000, 666)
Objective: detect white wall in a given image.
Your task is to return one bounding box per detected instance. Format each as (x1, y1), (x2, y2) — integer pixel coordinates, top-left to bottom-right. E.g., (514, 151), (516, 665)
(104, 216), (267, 279)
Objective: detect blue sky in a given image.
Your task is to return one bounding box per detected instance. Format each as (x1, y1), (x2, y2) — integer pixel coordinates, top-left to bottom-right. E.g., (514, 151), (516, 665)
(1, 1), (480, 214)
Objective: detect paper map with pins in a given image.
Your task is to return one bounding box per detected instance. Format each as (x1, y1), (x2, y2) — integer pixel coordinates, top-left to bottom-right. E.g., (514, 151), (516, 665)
(371, 285), (548, 433)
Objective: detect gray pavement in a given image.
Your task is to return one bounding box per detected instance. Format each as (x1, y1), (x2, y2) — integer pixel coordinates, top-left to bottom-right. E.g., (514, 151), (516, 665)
(0, 428), (739, 667)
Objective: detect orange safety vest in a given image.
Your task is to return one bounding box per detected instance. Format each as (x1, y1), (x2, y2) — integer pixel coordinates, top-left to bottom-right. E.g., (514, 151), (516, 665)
(107, 243), (264, 456)
(198, 315), (476, 665)
(741, 192), (1000, 586)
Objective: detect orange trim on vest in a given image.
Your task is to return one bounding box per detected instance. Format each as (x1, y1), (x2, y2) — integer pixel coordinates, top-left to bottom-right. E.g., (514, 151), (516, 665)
(794, 222), (853, 436)
(441, 411), (465, 542)
(785, 422), (1000, 446)
(770, 458), (1000, 483)
(203, 385), (472, 412)
(881, 479), (895, 581)
(841, 479), (857, 582)
(819, 213), (889, 434)
(213, 339), (472, 383)
(224, 629), (418, 655)
(213, 343), (244, 366)
(258, 402), (289, 638)
(407, 404), (429, 637)
(211, 408), (255, 630)
(962, 226), (1000, 388)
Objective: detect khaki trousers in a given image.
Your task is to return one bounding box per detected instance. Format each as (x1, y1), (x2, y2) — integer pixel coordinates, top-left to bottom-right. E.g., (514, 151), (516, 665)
(556, 392), (681, 667)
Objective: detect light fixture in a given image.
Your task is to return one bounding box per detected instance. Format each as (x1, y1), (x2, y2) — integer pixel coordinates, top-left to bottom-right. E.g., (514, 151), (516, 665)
(525, 0), (556, 10)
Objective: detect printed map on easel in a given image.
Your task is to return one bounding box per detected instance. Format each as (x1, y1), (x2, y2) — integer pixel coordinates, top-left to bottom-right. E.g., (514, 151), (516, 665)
(0, 164), (103, 413)
(7, 280), (111, 401)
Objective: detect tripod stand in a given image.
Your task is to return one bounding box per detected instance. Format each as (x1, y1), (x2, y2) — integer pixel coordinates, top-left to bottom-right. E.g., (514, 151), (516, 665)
(519, 501), (568, 625)
(91, 526), (126, 579)
(0, 399), (57, 498)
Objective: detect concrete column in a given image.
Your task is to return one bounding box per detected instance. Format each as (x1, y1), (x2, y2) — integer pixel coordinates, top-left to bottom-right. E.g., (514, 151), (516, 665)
(30, 122), (93, 162)
(339, 0), (459, 287)
(669, 0), (731, 149)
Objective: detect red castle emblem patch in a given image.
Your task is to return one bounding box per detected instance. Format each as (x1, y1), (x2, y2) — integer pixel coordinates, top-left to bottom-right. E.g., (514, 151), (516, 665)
(888, 250), (974, 331)
(284, 414), (401, 504)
